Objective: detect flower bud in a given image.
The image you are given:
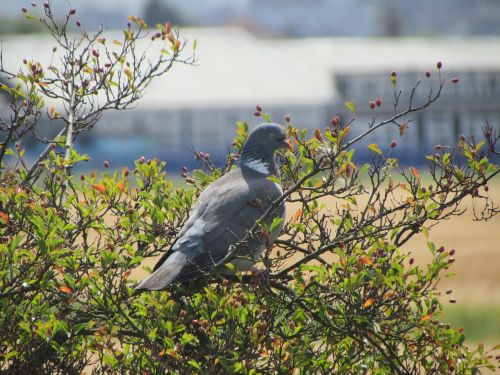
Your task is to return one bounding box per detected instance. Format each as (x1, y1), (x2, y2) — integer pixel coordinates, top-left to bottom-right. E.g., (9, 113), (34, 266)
(390, 139), (397, 148)
(69, 9), (76, 15)
(331, 116), (340, 126)
(451, 77), (459, 83)
(425, 71), (431, 78)
(76, 20), (81, 27)
(369, 101), (376, 109)
(103, 160), (109, 168)
(255, 104), (262, 112)
(375, 98), (382, 107)
(284, 114), (291, 122)
(253, 111), (261, 117)
(437, 61), (443, 69)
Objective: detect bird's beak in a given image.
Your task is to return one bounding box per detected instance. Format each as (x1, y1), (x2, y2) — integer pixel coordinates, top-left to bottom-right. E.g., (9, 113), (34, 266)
(282, 138), (294, 151)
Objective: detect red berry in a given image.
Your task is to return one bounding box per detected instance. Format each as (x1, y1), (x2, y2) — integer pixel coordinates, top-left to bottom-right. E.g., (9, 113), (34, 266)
(437, 61), (443, 69)
(390, 140), (397, 148)
(370, 101), (376, 109)
(375, 98), (382, 107)
(425, 71), (431, 78)
(331, 116), (340, 126)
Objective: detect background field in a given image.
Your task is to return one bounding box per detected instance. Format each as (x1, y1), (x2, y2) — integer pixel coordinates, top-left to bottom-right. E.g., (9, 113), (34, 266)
(401, 179), (500, 349)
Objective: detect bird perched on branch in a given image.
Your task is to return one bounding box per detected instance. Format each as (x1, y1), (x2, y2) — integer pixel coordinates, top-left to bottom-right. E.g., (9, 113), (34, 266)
(134, 123), (292, 291)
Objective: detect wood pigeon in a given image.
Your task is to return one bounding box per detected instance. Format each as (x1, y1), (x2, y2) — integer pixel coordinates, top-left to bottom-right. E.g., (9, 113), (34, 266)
(134, 123), (293, 291)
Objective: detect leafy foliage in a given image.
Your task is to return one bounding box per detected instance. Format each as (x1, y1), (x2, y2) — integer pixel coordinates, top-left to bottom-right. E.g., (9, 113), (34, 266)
(1, 4), (500, 374)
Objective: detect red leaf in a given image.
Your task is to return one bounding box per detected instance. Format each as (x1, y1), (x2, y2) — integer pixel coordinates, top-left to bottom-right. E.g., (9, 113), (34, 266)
(59, 285), (73, 294)
(410, 167), (420, 178)
(92, 183), (106, 194)
(421, 313), (432, 322)
(293, 209), (303, 224)
(363, 298), (375, 308)
(357, 256), (373, 267)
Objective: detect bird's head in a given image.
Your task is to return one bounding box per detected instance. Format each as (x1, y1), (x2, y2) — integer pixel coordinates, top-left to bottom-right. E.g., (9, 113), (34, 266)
(241, 123), (293, 175)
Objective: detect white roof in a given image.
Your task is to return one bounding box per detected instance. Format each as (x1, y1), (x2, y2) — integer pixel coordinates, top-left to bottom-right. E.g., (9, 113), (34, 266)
(2, 28), (500, 110)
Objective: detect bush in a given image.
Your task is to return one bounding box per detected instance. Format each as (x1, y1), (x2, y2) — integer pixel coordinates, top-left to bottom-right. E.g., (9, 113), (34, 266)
(1, 4), (499, 374)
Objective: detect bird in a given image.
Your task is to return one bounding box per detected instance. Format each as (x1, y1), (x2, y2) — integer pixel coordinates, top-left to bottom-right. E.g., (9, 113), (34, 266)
(134, 123), (293, 291)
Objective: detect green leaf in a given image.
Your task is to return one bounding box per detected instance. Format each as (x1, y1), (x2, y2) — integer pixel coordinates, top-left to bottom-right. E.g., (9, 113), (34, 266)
(187, 359), (202, 371)
(345, 100), (357, 114)
(269, 217), (283, 233)
(367, 143), (382, 155)
(359, 163), (370, 175)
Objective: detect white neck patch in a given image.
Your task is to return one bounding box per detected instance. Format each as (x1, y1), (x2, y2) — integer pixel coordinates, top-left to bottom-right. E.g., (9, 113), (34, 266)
(244, 158), (270, 174)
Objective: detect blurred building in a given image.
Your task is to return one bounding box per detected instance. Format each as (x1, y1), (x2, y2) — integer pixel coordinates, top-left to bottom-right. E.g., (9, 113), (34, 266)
(1, 28), (499, 169)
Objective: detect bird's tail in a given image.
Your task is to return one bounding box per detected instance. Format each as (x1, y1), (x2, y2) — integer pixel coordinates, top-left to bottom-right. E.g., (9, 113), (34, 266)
(133, 253), (186, 291)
